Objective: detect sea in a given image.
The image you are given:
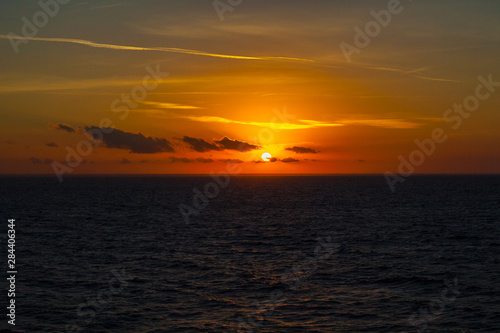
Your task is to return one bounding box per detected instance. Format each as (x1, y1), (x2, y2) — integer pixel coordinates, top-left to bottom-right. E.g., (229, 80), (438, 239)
(0, 175), (499, 332)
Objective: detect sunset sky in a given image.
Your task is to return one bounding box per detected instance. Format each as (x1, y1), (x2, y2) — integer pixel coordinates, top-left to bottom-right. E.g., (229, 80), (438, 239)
(1, 0), (499, 175)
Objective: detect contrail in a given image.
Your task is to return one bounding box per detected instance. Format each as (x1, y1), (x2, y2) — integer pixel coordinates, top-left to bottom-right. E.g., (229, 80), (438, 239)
(0, 34), (314, 63)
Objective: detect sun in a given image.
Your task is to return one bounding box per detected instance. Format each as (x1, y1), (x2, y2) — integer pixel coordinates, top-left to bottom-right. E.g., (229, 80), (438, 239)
(261, 152), (272, 162)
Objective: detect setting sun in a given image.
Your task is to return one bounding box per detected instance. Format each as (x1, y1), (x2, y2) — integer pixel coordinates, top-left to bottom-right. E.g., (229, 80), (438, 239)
(261, 152), (272, 162)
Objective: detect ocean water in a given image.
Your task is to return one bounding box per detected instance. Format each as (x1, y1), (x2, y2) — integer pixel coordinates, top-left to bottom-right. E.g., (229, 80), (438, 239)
(1, 175), (499, 332)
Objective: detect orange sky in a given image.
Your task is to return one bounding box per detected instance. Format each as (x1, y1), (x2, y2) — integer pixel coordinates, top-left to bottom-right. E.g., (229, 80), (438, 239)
(0, 0), (499, 176)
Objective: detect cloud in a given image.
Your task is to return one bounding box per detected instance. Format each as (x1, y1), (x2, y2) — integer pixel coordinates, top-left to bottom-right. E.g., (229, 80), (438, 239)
(165, 114), (422, 130)
(142, 101), (203, 110)
(196, 157), (214, 163)
(183, 136), (221, 152)
(49, 123), (75, 133)
(214, 137), (260, 152)
(285, 146), (318, 154)
(166, 114), (344, 130)
(4, 140), (16, 144)
(120, 158), (131, 164)
(220, 159), (244, 164)
(168, 156), (215, 163)
(412, 75), (461, 83)
(3, 76), (145, 93)
(281, 157), (300, 163)
(183, 136), (261, 152)
(0, 35), (313, 63)
(83, 126), (175, 154)
(46, 142), (59, 147)
(30, 157), (53, 164)
(363, 66), (461, 83)
(338, 119), (422, 129)
(254, 157), (282, 163)
(169, 157), (193, 163)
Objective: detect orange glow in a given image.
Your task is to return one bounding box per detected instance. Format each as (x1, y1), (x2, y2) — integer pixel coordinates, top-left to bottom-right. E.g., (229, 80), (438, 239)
(0, 2), (498, 176)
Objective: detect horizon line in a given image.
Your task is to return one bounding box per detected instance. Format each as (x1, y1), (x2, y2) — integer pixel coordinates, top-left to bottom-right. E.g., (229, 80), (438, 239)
(1, 173), (499, 177)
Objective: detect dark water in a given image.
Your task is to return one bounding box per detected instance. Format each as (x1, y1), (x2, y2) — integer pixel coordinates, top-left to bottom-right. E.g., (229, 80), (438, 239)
(1, 175), (499, 332)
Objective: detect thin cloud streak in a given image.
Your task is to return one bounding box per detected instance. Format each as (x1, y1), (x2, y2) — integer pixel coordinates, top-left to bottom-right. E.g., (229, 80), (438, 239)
(413, 75), (462, 83)
(163, 114), (344, 130)
(162, 114), (421, 129)
(0, 35), (313, 63)
(0, 76), (142, 93)
(141, 101), (203, 110)
(339, 119), (422, 129)
(362, 65), (461, 83)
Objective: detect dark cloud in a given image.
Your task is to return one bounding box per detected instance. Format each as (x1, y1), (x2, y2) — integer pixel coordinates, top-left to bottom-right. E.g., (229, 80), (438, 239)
(215, 137), (260, 152)
(183, 136), (260, 152)
(220, 159), (244, 164)
(49, 123), (75, 133)
(4, 140), (16, 144)
(120, 158), (131, 164)
(46, 142), (59, 147)
(183, 136), (221, 152)
(30, 157), (53, 164)
(285, 146), (318, 154)
(168, 156), (214, 163)
(255, 157), (299, 163)
(83, 126), (175, 154)
(169, 157), (194, 163)
(281, 157), (300, 163)
(196, 157), (214, 163)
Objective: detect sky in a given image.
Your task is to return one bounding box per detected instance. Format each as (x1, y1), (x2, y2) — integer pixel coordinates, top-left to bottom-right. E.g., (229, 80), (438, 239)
(0, 0), (499, 175)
